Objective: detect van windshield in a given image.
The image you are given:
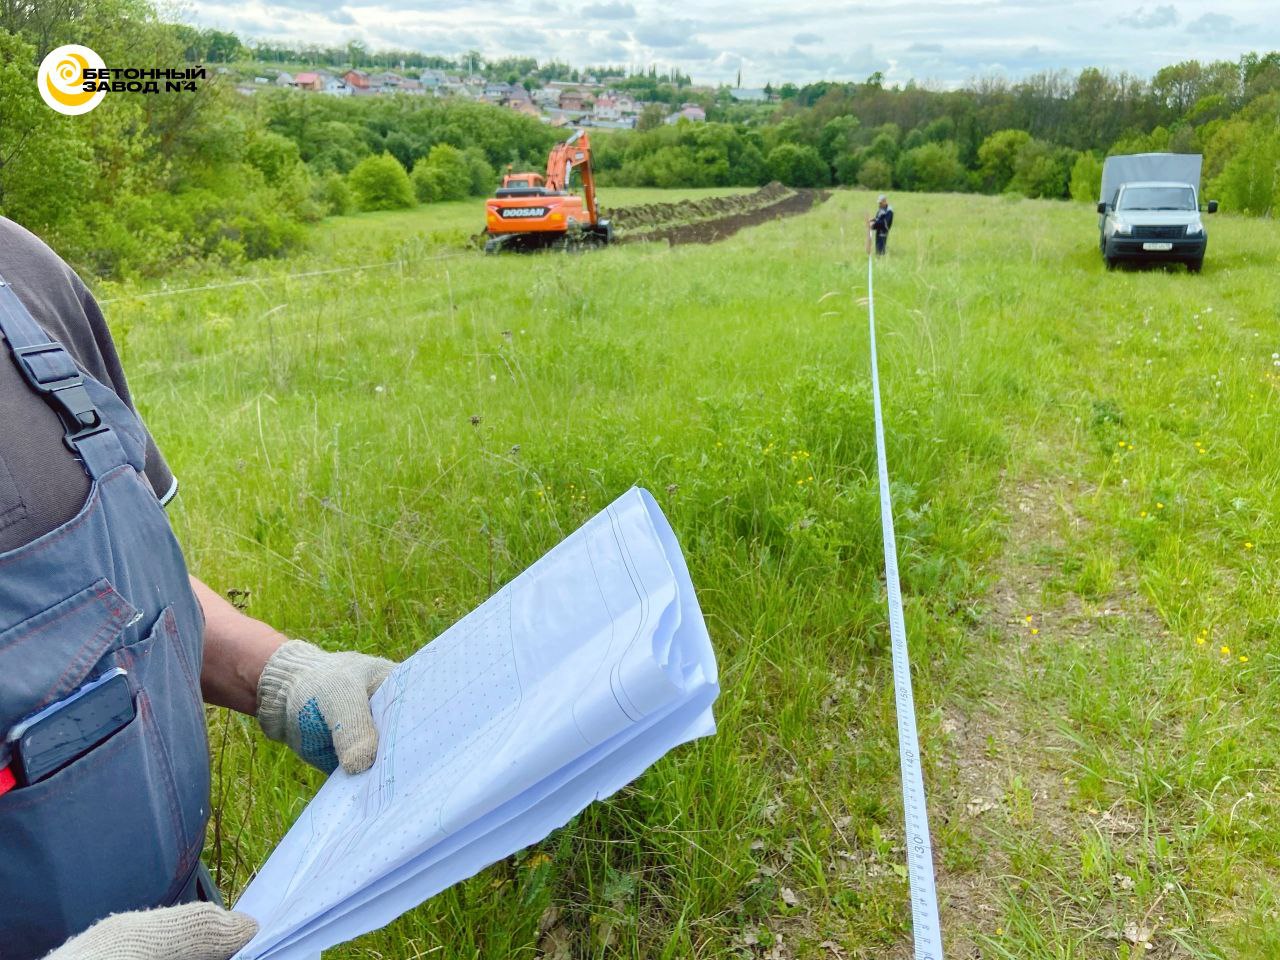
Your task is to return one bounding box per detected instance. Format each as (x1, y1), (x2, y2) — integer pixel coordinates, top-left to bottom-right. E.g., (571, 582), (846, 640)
(1118, 186), (1196, 211)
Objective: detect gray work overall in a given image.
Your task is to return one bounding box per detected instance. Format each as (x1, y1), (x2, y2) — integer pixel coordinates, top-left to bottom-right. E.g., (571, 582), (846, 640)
(0, 273), (211, 959)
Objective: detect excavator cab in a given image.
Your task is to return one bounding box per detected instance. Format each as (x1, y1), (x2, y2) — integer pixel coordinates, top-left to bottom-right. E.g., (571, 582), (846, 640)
(483, 132), (611, 253)
(495, 172), (548, 196)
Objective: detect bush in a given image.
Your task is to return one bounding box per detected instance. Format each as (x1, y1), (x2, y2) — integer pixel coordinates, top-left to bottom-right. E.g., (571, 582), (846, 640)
(765, 143), (829, 188)
(1009, 140), (1067, 199)
(977, 130), (1033, 192)
(734, 142), (770, 185)
(347, 153), (415, 211)
(463, 146), (497, 196)
(316, 172), (354, 215)
(856, 157), (893, 190)
(895, 141), (966, 192)
(411, 165), (450, 203)
(245, 132), (303, 187)
(411, 145), (471, 202)
(229, 210), (307, 260)
(1069, 152), (1104, 203)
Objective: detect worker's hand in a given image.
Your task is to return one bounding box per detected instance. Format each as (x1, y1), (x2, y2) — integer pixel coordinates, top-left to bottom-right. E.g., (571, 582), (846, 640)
(256, 639), (395, 774)
(42, 903), (258, 960)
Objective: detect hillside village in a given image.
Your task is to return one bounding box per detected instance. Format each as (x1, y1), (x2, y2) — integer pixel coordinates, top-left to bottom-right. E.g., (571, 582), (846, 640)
(233, 66), (773, 128)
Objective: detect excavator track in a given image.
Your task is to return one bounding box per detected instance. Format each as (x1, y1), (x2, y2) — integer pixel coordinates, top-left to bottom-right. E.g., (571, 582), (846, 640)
(483, 220), (612, 255)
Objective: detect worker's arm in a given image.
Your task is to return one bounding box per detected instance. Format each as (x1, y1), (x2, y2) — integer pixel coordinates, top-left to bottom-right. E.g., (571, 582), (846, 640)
(192, 576), (287, 715)
(191, 576), (395, 774)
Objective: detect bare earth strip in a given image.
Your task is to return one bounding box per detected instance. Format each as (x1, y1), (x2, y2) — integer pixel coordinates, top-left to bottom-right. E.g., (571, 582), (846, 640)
(928, 465), (1190, 959)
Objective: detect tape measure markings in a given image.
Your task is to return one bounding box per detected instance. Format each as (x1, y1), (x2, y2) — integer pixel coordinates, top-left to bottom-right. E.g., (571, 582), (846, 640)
(866, 249), (945, 960)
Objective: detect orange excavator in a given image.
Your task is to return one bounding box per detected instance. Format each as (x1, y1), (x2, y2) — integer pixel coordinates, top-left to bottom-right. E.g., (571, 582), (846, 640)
(483, 130), (612, 253)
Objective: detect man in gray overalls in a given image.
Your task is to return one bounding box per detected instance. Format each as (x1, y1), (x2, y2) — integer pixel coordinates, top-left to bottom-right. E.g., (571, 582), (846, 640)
(0, 217), (396, 960)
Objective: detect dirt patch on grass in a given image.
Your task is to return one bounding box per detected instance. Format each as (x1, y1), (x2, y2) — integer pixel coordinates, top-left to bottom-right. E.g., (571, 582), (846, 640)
(926, 471), (1178, 958)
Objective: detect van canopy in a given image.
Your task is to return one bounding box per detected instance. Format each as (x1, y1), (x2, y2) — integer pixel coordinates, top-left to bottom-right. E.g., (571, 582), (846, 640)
(1100, 153), (1202, 206)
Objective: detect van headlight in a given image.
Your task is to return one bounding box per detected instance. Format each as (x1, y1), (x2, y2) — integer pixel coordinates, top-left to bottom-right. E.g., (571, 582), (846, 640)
(1186, 222), (1204, 236)
(1114, 221), (1132, 235)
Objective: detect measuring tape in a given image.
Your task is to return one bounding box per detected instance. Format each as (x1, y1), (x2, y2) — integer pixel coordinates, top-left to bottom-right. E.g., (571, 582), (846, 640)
(866, 249), (945, 959)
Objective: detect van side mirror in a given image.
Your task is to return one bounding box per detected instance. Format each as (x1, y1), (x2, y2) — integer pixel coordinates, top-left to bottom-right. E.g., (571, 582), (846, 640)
(1206, 200), (1218, 214)
(1096, 201), (1107, 215)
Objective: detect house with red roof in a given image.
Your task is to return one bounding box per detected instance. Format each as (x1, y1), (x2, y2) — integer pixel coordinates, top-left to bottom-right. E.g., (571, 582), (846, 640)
(343, 70), (371, 91)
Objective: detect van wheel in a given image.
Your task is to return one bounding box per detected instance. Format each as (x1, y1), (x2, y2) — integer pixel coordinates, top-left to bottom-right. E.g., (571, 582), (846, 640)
(1104, 256), (1117, 271)
(1187, 259), (1203, 273)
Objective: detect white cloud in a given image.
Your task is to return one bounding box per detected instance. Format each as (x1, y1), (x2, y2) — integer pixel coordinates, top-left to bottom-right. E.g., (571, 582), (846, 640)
(581, 1), (636, 19)
(1186, 12), (1248, 34)
(631, 19), (701, 48)
(184, 0), (1280, 86)
(1119, 4), (1179, 29)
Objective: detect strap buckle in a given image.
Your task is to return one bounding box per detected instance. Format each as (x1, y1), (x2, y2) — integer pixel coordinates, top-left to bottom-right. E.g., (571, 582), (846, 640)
(12, 342), (107, 451)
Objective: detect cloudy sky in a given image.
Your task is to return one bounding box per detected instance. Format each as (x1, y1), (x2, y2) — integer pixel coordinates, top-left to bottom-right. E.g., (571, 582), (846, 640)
(182, 0), (1280, 87)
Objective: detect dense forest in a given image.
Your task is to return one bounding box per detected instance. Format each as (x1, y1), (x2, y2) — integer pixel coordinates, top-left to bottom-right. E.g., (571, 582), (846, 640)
(1, 2), (1277, 278)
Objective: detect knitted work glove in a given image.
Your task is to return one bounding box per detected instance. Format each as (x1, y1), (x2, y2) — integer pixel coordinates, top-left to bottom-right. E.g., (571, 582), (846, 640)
(43, 903), (258, 960)
(256, 639), (395, 774)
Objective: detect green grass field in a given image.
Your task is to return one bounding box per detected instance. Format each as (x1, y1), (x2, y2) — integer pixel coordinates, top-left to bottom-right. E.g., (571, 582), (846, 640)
(103, 187), (1280, 958)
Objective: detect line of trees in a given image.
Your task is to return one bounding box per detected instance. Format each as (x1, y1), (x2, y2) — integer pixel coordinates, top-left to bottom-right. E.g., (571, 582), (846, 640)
(598, 57), (1280, 215)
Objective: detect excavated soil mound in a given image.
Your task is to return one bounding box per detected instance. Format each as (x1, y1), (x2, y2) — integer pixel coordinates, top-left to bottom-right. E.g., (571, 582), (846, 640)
(612, 185), (829, 247)
(605, 182), (792, 232)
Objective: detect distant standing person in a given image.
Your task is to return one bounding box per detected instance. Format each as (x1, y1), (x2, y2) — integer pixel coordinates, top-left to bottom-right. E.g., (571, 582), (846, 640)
(869, 195), (894, 256)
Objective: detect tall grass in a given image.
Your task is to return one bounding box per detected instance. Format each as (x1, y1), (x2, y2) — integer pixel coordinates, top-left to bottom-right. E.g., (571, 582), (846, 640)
(104, 188), (1280, 957)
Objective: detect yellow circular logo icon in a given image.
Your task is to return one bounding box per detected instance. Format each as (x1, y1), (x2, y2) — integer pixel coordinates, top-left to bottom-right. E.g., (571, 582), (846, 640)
(38, 44), (107, 116)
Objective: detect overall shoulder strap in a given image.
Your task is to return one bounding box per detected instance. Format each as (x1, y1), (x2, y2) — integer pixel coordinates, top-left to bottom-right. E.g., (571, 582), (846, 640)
(0, 273), (129, 479)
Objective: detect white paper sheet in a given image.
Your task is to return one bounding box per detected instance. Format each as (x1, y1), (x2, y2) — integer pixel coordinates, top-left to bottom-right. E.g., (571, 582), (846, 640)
(232, 487), (719, 959)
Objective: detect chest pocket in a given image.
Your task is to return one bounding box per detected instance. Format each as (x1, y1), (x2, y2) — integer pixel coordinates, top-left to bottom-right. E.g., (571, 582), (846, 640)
(0, 579), (139, 736)
(0, 590), (209, 960)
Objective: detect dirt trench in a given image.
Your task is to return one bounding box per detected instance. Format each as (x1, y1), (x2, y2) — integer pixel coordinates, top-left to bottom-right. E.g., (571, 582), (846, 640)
(609, 183), (830, 247)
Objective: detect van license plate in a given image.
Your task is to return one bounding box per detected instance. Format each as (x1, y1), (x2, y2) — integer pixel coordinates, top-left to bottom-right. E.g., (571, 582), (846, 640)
(1143, 242), (1173, 251)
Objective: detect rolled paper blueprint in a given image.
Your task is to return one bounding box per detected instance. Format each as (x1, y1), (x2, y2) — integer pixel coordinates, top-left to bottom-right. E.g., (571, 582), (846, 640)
(233, 487), (719, 960)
